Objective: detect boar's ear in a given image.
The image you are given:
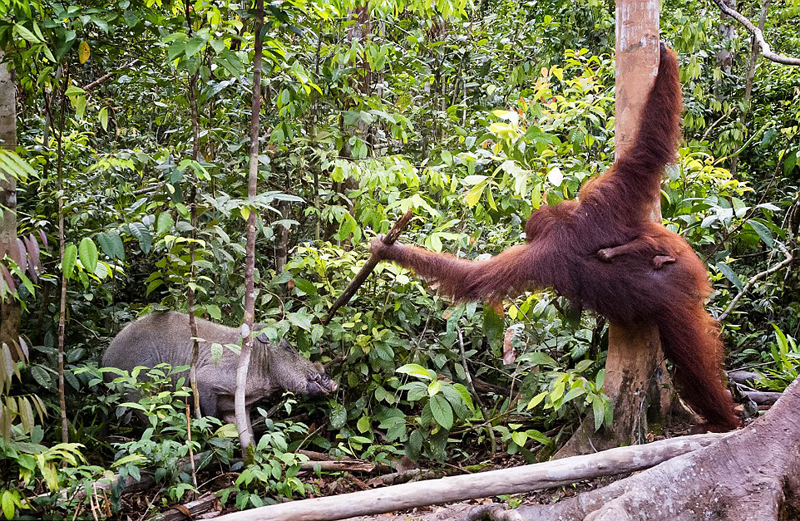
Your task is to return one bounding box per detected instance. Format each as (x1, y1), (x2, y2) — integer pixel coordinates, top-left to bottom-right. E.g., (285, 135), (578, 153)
(256, 331), (270, 344)
(277, 338), (292, 350)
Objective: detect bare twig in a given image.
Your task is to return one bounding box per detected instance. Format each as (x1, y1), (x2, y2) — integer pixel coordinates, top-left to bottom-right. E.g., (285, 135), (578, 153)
(185, 402), (198, 491)
(456, 326), (495, 453)
(82, 59), (140, 92)
(710, 0), (800, 65)
(718, 248), (795, 321)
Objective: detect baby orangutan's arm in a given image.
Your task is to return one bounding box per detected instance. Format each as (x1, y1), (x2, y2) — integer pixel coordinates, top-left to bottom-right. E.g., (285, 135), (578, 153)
(596, 237), (676, 269)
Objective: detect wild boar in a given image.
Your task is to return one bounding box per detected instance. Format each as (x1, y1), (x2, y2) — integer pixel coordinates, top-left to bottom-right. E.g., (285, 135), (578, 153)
(103, 311), (337, 432)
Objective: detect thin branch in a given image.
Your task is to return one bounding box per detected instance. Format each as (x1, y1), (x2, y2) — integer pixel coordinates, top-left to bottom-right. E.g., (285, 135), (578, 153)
(456, 326), (494, 453)
(711, 0), (800, 66)
(82, 59), (139, 92)
(718, 247), (795, 321)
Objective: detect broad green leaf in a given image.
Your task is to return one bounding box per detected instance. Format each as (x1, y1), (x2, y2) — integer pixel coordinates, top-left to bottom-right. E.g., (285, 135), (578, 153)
(562, 387), (585, 404)
(14, 23), (41, 43)
(396, 364), (434, 380)
(511, 431), (527, 447)
(62, 243), (78, 278)
(292, 278), (317, 295)
(184, 37), (205, 58)
(746, 220), (774, 248)
(129, 222), (152, 253)
(111, 454), (148, 468)
(79, 238), (98, 273)
(156, 212), (174, 235)
(592, 398), (605, 431)
(429, 394), (453, 430)
(715, 262), (743, 291)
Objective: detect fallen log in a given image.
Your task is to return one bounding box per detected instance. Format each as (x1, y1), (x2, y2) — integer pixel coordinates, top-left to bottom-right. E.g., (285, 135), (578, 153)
(744, 390), (782, 405)
(152, 492), (220, 521)
(213, 432), (726, 521)
(504, 378), (800, 520)
(367, 468), (442, 487)
(728, 370), (762, 386)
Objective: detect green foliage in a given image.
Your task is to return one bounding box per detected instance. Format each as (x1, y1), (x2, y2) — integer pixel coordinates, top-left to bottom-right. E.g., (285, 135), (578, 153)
(757, 326), (799, 391)
(0, 425), (102, 520)
(221, 419), (312, 509)
(100, 365), (237, 509)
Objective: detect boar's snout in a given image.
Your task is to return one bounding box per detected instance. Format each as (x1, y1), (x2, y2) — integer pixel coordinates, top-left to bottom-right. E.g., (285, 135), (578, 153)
(306, 372), (338, 395)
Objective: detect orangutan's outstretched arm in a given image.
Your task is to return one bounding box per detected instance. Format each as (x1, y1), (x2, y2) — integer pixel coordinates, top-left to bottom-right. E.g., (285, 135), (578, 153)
(370, 237), (546, 303)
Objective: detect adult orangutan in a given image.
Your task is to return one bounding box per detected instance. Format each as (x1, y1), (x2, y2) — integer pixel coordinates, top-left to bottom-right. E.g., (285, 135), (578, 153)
(370, 44), (739, 431)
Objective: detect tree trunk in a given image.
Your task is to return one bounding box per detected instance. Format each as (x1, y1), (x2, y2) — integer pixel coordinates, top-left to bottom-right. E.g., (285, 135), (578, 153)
(558, 0), (670, 457)
(185, 5), (202, 421)
(236, 0), (264, 458)
(55, 74), (69, 444)
(0, 50), (21, 361)
(515, 378), (800, 520)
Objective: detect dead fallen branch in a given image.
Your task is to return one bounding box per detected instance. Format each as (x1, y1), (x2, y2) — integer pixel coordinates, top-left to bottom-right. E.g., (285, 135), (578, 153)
(213, 433), (725, 521)
(719, 248), (795, 321)
(300, 460), (376, 473)
(744, 390), (782, 405)
(728, 370), (762, 386)
(367, 468), (443, 487)
(152, 492), (220, 521)
(82, 59), (140, 92)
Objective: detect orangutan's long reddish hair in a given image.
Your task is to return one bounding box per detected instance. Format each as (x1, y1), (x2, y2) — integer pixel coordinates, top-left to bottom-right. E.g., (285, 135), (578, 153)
(371, 44), (739, 431)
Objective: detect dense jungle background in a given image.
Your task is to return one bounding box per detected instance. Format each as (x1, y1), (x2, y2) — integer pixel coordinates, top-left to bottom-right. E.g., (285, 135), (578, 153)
(0, 0), (798, 518)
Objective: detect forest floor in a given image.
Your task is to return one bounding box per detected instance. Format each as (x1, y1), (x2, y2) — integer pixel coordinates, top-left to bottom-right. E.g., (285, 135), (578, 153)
(116, 422), (703, 520)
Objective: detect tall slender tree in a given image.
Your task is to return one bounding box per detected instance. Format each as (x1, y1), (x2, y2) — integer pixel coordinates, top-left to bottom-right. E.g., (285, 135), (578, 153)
(236, 0), (264, 458)
(558, 0), (666, 456)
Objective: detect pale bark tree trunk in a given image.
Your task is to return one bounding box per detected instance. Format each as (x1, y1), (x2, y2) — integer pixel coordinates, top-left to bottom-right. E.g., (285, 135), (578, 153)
(236, 0), (264, 458)
(0, 51), (21, 360)
(558, 0), (670, 457)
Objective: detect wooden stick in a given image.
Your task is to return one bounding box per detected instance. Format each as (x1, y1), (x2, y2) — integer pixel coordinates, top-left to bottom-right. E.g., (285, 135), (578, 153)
(321, 209), (413, 325)
(213, 433), (727, 521)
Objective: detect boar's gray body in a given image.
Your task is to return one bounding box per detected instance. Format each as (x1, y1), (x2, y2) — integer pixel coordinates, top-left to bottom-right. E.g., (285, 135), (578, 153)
(103, 312), (336, 430)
